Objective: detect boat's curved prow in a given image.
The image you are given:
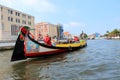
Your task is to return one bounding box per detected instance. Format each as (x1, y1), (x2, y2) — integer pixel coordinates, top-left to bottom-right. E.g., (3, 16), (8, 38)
(11, 26), (29, 62)
(11, 35), (27, 61)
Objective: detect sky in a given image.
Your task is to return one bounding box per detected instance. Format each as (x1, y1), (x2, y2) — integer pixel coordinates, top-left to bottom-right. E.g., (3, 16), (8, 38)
(1, 0), (120, 35)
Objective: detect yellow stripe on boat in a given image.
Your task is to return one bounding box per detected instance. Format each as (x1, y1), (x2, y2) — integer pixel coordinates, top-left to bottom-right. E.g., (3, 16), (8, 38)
(55, 40), (86, 47)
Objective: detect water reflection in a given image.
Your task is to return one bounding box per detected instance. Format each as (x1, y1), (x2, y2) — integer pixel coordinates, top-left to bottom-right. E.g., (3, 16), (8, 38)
(11, 53), (68, 80)
(11, 61), (26, 80)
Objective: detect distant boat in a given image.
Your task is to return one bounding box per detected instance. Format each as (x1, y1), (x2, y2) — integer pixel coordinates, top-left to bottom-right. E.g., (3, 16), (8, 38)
(11, 26), (87, 61)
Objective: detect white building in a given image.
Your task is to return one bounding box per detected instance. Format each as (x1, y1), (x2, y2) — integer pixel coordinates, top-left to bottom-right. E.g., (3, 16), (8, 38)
(0, 5), (34, 41)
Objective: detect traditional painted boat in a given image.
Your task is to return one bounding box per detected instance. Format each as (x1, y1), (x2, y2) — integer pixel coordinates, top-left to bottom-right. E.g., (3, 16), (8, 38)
(11, 26), (87, 61)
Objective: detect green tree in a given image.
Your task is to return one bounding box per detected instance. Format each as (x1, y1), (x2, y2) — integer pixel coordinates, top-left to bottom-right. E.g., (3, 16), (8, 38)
(111, 29), (119, 36)
(104, 29), (120, 37)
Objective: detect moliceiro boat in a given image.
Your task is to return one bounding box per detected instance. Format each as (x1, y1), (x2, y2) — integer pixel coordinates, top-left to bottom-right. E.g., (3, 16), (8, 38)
(11, 26), (87, 61)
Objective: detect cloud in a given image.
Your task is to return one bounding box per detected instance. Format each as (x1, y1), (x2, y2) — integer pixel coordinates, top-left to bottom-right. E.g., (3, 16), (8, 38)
(63, 22), (87, 28)
(0, 0), (56, 13)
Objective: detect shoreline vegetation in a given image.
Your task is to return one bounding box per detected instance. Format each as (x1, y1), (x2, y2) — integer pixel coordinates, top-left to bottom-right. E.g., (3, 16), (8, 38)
(104, 29), (120, 39)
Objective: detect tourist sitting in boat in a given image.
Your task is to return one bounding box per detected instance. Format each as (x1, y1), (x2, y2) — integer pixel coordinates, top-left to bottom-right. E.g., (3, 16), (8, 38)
(51, 37), (57, 46)
(43, 34), (52, 46)
(37, 34), (43, 41)
(67, 39), (72, 43)
(74, 36), (79, 42)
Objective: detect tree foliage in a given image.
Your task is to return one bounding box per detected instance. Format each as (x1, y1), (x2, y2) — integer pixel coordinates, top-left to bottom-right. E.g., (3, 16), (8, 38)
(105, 29), (120, 37)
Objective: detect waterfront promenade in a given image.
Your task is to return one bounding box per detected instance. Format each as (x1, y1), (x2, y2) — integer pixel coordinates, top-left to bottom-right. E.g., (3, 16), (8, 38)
(0, 42), (15, 50)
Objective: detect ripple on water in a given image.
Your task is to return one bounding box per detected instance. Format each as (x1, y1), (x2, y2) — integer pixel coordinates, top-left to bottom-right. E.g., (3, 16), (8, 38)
(1, 40), (120, 80)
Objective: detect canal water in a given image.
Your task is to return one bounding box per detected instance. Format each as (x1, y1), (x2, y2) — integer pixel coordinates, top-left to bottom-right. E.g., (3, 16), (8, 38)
(0, 39), (120, 80)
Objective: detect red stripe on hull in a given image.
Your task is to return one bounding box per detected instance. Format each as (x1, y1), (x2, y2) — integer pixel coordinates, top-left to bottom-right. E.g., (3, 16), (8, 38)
(25, 49), (67, 57)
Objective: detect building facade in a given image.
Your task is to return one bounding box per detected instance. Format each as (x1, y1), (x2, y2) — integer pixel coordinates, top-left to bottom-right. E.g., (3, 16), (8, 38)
(0, 5), (34, 41)
(63, 32), (73, 39)
(57, 24), (64, 39)
(35, 22), (63, 40)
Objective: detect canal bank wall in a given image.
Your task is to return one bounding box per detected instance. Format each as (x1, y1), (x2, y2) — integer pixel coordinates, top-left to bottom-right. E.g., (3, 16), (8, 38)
(0, 42), (15, 51)
(0, 45), (14, 51)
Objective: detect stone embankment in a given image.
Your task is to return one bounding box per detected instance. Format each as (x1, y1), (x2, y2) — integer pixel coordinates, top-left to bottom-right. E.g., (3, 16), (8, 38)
(0, 41), (15, 51)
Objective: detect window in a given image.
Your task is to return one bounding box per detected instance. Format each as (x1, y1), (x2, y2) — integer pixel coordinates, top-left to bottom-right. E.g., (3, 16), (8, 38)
(22, 14), (26, 18)
(15, 12), (17, 16)
(8, 10), (13, 14)
(11, 10), (13, 14)
(0, 7), (3, 11)
(16, 12), (20, 16)
(8, 17), (13, 22)
(16, 18), (17, 22)
(8, 10), (11, 14)
(16, 18), (20, 23)
(11, 17), (13, 22)
(2, 23), (4, 30)
(18, 13), (20, 16)
(8, 17), (10, 21)
(28, 21), (31, 25)
(1, 15), (3, 20)
(18, 19), (20, 23)
(28, 16), (31, 19)
(22, 20), (26, 24)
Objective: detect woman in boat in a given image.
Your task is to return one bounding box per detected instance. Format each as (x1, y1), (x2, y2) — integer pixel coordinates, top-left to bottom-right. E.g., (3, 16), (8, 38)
(74, 36), (79, 42)
(37, 34), (43, 41)
(43, 34), (52, 46)
(51, 37), (57, 46)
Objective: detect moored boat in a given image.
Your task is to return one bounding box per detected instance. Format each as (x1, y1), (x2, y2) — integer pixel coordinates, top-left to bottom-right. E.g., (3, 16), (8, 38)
(11, 26), (87, 61)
